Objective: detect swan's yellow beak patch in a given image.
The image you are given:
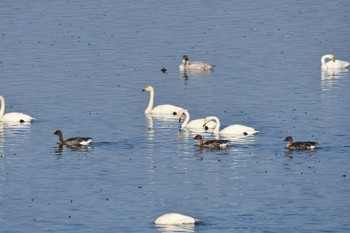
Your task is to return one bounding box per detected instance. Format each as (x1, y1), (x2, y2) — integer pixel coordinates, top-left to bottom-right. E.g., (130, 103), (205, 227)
(142, 86), (151, 91)
(203, 119), (207, 127)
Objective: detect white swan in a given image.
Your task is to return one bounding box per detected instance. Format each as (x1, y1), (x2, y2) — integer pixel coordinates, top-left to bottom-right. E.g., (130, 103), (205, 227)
(179, 55), (214, 71)
(177, 109), (216, 130)
(321, 54), (350, 69)
(154, 213), (198, 225)
(203, 116), (258, 136)
(0, 95), (34, 123)
(142, 86), (183, 115)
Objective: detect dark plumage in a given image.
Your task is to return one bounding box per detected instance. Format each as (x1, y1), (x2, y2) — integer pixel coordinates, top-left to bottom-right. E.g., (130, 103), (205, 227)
(193, 135), (230, 148)
(284, 136), (318, 150)
(53, 130), (93, 146)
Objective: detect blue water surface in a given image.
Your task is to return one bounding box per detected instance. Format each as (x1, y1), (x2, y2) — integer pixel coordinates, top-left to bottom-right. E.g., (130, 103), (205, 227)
(1, 1), (350, 232)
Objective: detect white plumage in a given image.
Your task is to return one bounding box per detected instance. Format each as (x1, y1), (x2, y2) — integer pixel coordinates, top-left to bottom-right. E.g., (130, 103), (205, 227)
(154, 213), (198, 225)
(321, 54), (350, 69)
(178, 109), (215, 131)
(0, 95), (34, 123)
(204, 116), (258, 136)
(142, 86), (183, 115)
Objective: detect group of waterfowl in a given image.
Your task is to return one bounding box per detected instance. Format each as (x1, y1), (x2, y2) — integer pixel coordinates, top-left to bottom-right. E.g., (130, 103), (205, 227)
(1, 54), (348, 226)
(2, 54), (347, 151)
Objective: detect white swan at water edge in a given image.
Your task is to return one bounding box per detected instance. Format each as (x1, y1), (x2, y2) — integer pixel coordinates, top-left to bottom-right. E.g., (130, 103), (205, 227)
(177, 109), (215, 131)
(203, 116), (258, 136)
(154, 213), (199, 225)
(0, 95), (34, 123)
(142, 86), (183, 115)
(179, 55), (214, 71)
(321, 54), (350, 69)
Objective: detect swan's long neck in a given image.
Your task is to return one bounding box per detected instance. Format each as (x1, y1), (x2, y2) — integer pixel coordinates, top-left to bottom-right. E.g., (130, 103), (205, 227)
(321, 54), (334, 66)
(0, 96), (5, 118)
(145, 88), (154, 114)
(207, 116), (220, 133)
(181, 110), (190, 128)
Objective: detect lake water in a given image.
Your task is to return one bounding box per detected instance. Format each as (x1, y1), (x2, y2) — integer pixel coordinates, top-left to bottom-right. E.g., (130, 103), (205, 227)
(1, 1), (350, 232)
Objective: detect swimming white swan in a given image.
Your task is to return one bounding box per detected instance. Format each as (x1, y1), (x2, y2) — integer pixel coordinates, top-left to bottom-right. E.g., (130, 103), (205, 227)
(179, 55), (214, 71)
(0, 95), (34, 123)
(203, 116), (258, 136)
(142, 86), (183, 115)
(177, 109), (215, 130)
(53, 130), (93, 146)
(154, 213), (198, 225)
(321, 54), (350, 69)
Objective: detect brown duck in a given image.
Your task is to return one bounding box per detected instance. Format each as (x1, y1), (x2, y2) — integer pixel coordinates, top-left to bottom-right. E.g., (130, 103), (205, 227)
(284, 136), (318, 150)
(53, 130), (93, 146)
(193, 135), (230, 148)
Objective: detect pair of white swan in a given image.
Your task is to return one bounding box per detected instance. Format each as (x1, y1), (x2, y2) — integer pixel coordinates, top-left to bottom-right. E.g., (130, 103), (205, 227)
(143, 86), (183, 115)
(177, 109), (215, 130)
(179, 55), (214, 71)
(321, 54), (350, 70)
(0, 95), (34, 123)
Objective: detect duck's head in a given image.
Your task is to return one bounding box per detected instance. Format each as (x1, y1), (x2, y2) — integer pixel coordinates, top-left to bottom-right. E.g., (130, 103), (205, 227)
(182, 55), (189, 61)
(193, 135), (203, 140)
(53, 130), (62, 136)
(284, 136), (293, 142)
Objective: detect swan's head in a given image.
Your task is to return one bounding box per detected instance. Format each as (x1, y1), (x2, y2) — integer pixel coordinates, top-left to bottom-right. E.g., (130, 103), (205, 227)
(284, 136), (293, 142)
(193, 135), (203, 140)
(177, 109), (186, 121)
(142, 86), (153, 92)
(203, 118), (208, 127)
(322, 54), (335, 61)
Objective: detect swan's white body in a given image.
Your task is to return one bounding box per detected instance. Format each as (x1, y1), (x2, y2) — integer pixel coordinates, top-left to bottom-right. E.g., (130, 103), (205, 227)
(204, 116), (258, 136)
(143, 86), (183, 115)
(154, 213), (198, 225)
(321, 54), (350, 69)
(0, 95), (34, 123)
(178, 109), (216, 130)
(179, 55), (214, 71)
